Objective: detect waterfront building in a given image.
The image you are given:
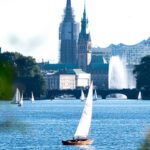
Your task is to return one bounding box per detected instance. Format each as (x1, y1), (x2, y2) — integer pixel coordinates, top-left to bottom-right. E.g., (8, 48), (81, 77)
(59, 0), (79, 64)
(59, 70), (76, 90)
(88, 55), (109, 89)
(78, 5), (92, 71)
(44, 69), (91, 90)
(92, 37), (150, 65)
(44, 72), (59, 90)
(73, 69), (91, 88)
(92, 47), (111, 63)
(38, 62), (77, 73)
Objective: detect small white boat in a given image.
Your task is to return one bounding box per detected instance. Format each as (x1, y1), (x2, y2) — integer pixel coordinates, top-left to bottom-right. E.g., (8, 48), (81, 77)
(80, 90), (85, 101)
(138, 91), (142, 100)
(93, 89), (97, 101)
(62, 82), (94, 145)
(11, 88), (20, 104)
(18, 93), (23, 107)
(31, 92), (34, 103)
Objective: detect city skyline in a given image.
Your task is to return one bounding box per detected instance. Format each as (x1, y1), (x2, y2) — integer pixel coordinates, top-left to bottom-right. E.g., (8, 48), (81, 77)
(0, 0), (150, 62)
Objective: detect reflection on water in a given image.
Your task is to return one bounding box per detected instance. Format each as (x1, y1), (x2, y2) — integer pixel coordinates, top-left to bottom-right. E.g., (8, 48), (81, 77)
(0, 100), (150, 150)
(76, 145), (96, 150)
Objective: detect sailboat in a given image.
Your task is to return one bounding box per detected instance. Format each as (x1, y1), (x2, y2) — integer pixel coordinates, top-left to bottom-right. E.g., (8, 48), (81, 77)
(11, 88), (20, 104)
(31, 92), (34, 103)
(18, 93), (23, 107)
(62, 82), (94, 145)
(80, 90), (85, 101)
(138, 91), (142, 100)
(93, 89), (97, 101)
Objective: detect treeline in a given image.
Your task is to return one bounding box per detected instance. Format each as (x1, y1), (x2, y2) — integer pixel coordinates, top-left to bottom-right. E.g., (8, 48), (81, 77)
(0, 52), (46, 100)
(133, 55), (150, 90)
(133, 55), (150, 99)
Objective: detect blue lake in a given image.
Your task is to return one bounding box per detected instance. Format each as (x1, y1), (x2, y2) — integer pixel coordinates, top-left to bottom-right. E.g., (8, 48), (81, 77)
(0, 99), (150, 150)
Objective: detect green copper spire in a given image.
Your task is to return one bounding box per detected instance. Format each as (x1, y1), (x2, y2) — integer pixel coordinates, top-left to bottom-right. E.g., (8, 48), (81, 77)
(81, 1), (88, 34)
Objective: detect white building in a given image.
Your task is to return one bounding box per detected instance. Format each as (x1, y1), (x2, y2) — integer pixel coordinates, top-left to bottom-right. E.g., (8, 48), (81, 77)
(44, 69), (91, 90)
(59, 73), (76, 90)
(73, 69), (91, 88)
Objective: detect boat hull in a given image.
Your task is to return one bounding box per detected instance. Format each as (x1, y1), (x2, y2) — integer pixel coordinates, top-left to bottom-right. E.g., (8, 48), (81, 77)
(62, 139), (93, 145)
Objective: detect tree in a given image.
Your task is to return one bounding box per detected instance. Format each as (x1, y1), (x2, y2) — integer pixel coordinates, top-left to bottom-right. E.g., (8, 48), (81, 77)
(138, 133), (150, 150)
(133, 55), (150, 90)
(0, 62), (15, 99)
(0, 52), (46, 99)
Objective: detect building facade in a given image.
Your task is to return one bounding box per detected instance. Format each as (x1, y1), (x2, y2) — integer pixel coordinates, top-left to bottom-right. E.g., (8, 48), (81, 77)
(59, 0), (79, 64)
(73, 69), (91, 88)
(78, 6), (92, 71)
(88, 56), (109, 89)
(92, 37), (150, 65)
(44, 69), (91, 90)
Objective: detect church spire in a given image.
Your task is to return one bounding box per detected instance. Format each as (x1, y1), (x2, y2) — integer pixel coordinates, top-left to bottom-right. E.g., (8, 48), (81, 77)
(81, 1), (88, 34)
(66, 0), (71, 9)
(64, 0), (74, 22)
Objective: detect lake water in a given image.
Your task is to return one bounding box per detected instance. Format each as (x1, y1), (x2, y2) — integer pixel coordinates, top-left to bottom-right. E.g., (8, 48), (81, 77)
(0, 99), (150, 150)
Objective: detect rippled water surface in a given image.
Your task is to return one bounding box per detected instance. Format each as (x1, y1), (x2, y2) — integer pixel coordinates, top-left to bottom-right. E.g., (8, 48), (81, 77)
(0, 100), (150, 150)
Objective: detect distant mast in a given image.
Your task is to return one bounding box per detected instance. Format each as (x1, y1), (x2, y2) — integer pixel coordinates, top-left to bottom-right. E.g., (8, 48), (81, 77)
(93, 89), (97, 100)
(11, 88), (20, 104)
(18, 93), (23, 107)
(31, 92), (34, 103)
(138, 91), (142, 100)
(80, 90), (85, 101)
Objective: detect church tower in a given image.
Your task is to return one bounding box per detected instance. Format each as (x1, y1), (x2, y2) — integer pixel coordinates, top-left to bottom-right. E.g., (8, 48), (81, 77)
(59, 0), (79, 64)
(78, 4), (92, 71)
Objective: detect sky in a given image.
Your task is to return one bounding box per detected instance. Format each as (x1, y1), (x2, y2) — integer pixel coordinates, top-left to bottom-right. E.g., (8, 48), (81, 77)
(0, 0), (150, 62)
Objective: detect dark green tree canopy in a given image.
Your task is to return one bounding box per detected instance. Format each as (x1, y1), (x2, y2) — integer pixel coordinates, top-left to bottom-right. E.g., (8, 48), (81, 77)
(133, 55), (150, 90)
(0, 52), (46, 100)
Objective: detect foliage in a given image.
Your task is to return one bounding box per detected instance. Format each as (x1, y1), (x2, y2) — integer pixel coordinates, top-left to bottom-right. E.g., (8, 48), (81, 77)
(0, 62), (15, 99)
(138, 133), (150, 150)
(133, 56), (150, 90)
(0, 52), (46, 99)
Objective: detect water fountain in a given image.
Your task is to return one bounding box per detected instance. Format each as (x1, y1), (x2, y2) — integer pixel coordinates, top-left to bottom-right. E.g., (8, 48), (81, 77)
(108, 56), (136, 98)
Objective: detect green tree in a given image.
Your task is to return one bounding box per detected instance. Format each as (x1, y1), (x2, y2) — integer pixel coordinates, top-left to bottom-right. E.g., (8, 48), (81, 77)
(0, 62), (15, 99)
(0, 52), (46, 99)
(133, 56), (150, 90)
(138, 133), (150, 150)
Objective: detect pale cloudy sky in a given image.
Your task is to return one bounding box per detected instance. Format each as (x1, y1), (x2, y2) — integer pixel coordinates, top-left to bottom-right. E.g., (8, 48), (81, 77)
(0, 0), (150, 62)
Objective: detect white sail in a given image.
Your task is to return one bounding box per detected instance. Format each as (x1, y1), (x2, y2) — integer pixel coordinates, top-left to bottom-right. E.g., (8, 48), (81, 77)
(31, 92), (34, 103)
(80, 90), (85, 101)
(138, 91), (142, 100)
(19, 93), (23, 106)
(93, 89), (97, 100)
(11, 88), (20, 104)
(74, 82), (93, 138)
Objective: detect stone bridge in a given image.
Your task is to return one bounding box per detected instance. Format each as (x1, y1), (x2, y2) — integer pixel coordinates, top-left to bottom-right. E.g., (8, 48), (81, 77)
(96, 89), (139, 99)
(47, 89), (139, 100)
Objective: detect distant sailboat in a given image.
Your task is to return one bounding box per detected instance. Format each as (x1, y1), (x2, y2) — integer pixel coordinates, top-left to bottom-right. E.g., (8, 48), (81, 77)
(18, 93), (23, 107)
(31, 92), (34, 103)
(93, 89), (97, 101)
(62, 82), (94, 145)
(138, 91), (142, 100)
(11, 88), (20, 104)
(80, 90), (85, 101)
